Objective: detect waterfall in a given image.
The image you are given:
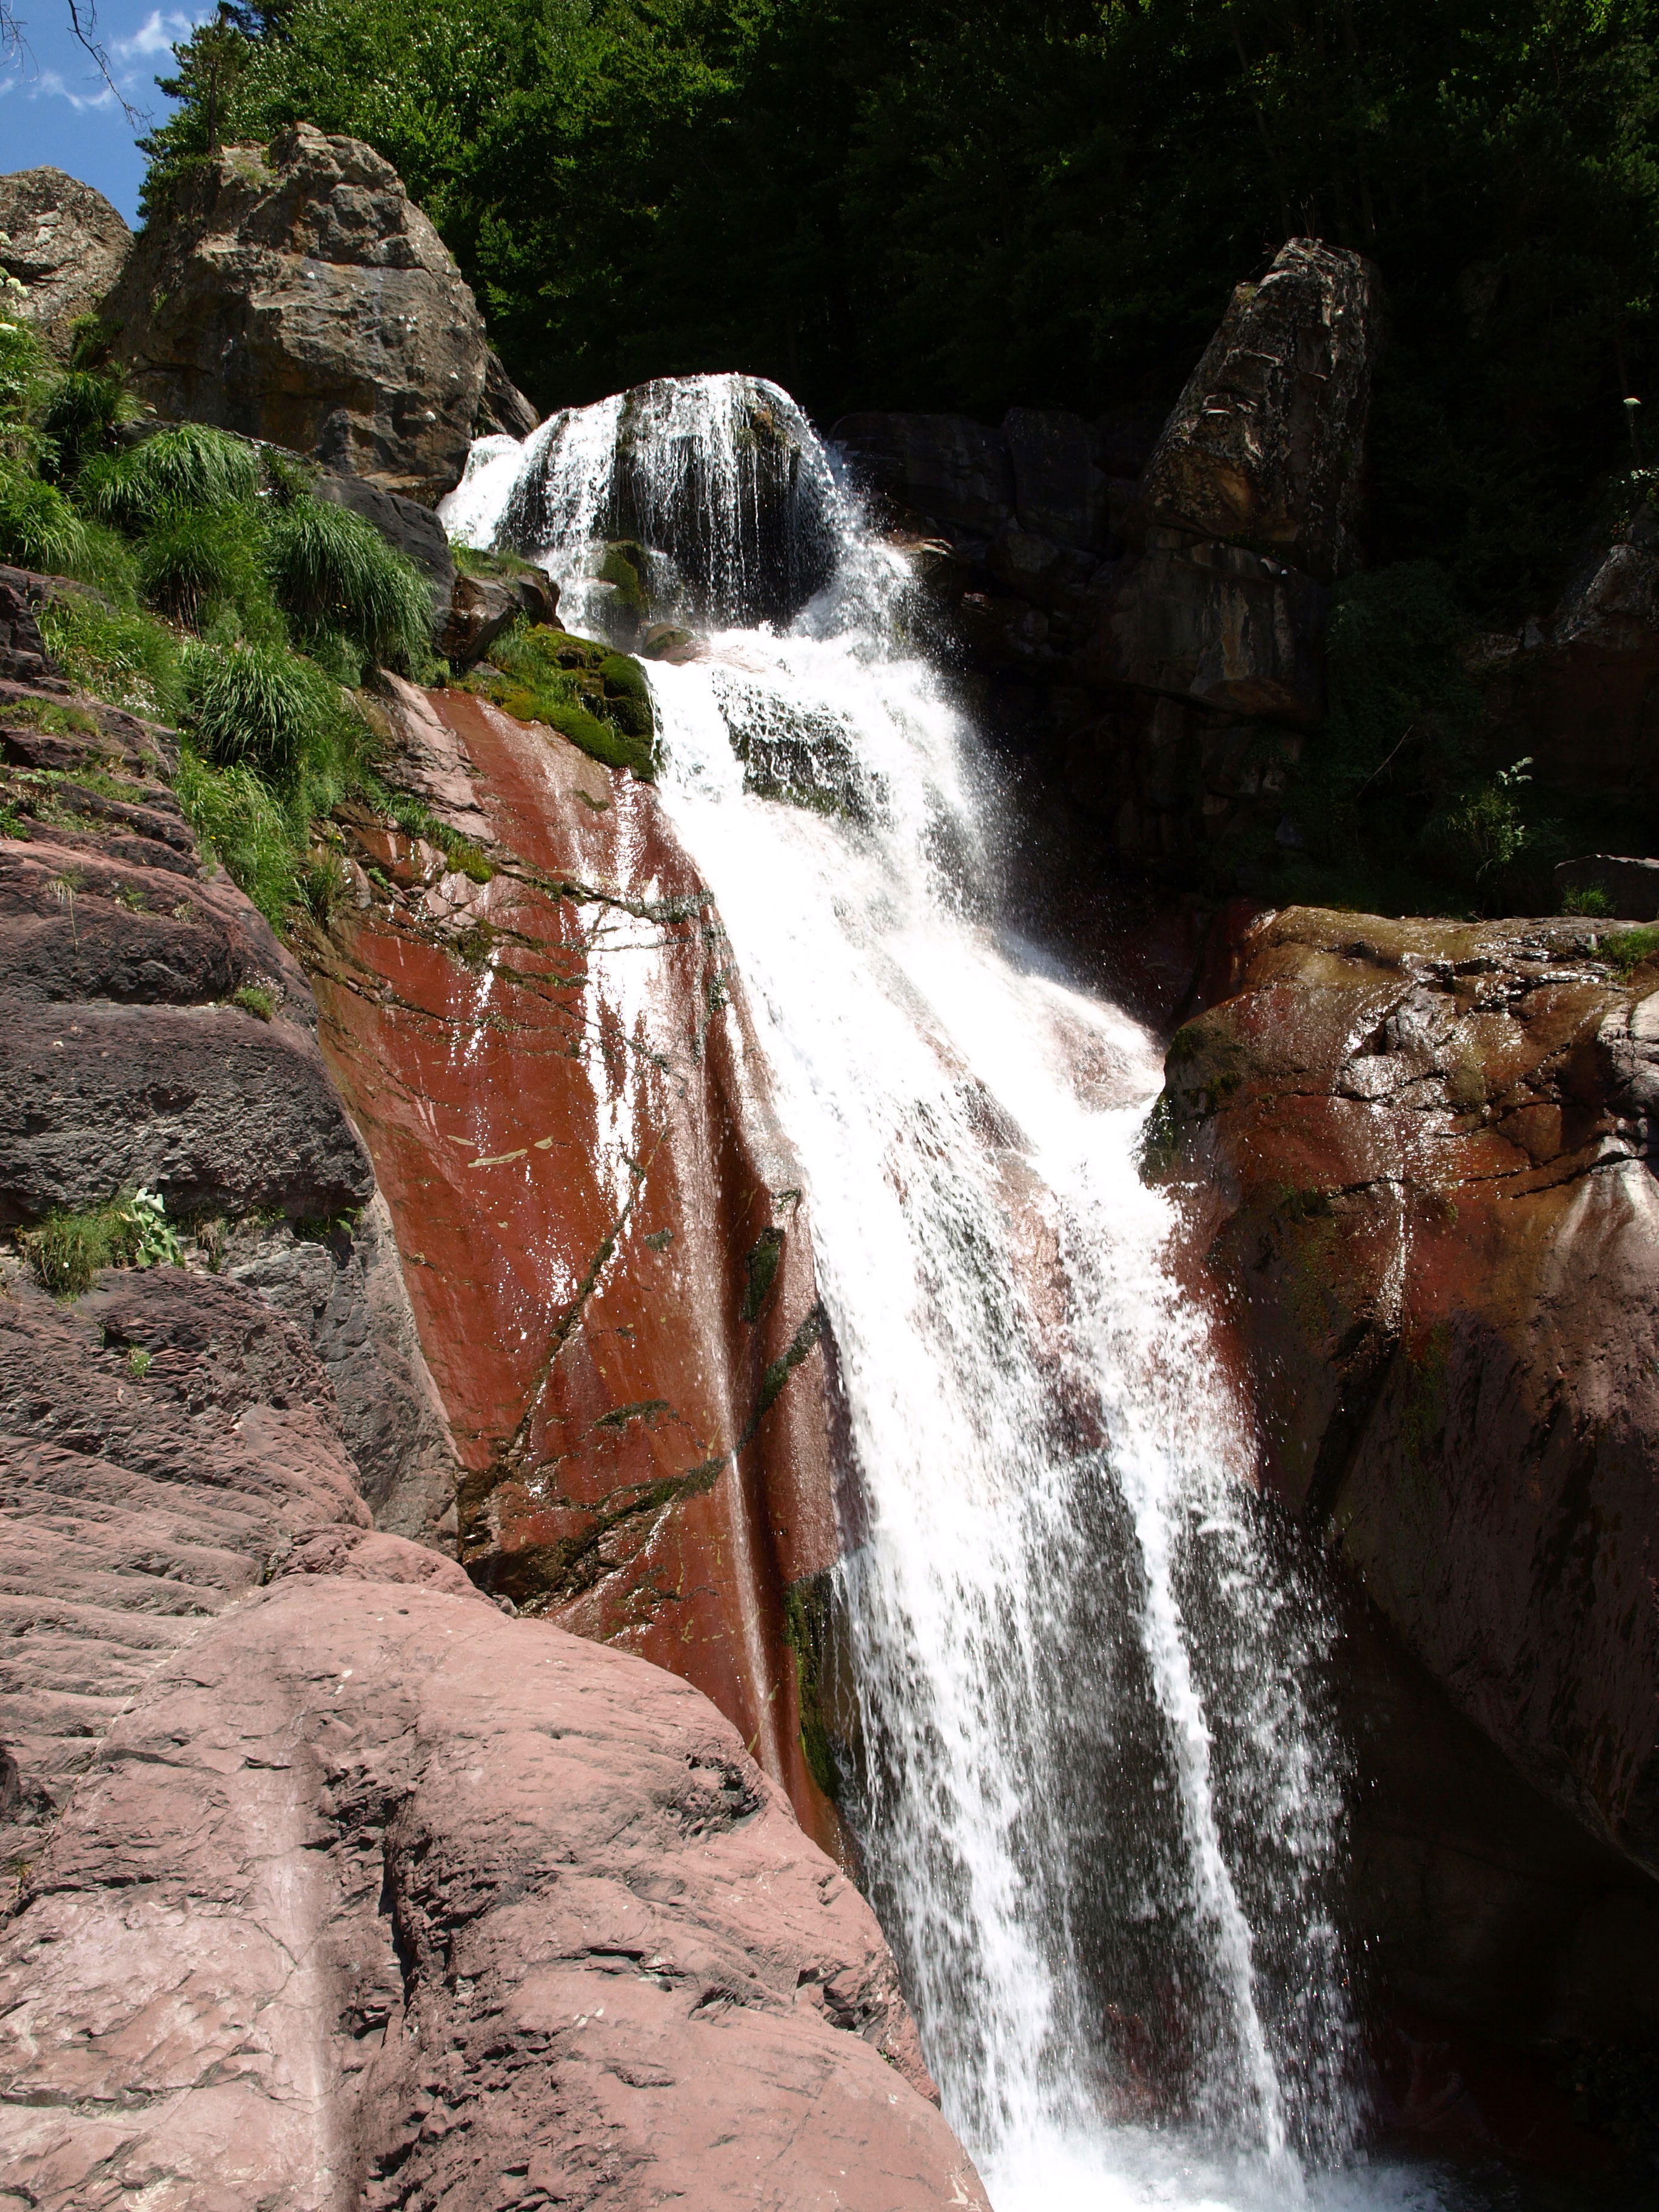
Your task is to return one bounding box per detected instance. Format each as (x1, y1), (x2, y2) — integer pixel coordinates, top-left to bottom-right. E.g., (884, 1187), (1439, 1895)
(440, 375), (1443, 2212)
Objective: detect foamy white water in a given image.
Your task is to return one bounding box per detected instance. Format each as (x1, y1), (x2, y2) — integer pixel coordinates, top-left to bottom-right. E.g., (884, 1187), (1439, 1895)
(443, 374), (1447, 2212)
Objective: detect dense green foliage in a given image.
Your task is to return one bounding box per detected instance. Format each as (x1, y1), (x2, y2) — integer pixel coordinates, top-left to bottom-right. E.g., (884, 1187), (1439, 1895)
(0, 313), (435, 929)
(144, 0), (1659, 620)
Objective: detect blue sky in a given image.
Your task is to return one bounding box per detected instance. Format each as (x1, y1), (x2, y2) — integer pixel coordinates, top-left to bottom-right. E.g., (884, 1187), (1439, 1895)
(2, 4), (207, 223)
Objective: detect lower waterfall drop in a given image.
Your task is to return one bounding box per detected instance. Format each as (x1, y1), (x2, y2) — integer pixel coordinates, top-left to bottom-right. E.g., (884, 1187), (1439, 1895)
(441, 376), (1443, 2212)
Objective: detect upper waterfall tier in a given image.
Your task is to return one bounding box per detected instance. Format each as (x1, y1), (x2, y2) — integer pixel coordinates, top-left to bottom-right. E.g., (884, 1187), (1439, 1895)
(440, 372), (846, 633)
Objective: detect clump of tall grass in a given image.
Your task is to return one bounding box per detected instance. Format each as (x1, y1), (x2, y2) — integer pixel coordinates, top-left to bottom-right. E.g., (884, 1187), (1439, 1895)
(263, 497), (432, 670)
(186, 638), (361, 789)
(173, 745), (310, 925)
(81, 423), (262, 532)
(23, 1185), (184, 1298)
(38, 593), (187, 722)
(0, 460), (91, 574)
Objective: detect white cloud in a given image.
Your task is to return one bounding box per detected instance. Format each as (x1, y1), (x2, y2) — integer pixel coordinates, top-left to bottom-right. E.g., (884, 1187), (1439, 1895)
(113, 10), (206, 64)
(0, 6), (209, 110)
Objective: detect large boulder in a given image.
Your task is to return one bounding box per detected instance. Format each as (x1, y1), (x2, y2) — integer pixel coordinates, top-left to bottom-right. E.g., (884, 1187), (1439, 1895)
(0, 166), (132, 360)
(102, 125), (495, 501)
(1471, 523), (1659, 794)
(1139, 236), (1382, 583)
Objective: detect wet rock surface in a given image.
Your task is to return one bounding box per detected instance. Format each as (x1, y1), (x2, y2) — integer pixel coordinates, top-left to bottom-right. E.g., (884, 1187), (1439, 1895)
(0, 166), (132, 360)
(307, 688), (848, 1848)
(102, 125), (492, 500)
(1151, 907), (1659, 1880)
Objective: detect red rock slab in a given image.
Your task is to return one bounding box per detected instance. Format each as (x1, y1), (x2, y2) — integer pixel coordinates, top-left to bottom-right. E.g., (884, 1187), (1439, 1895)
(0, 1578), (987, 2212)
(310, 692), (846, 1850)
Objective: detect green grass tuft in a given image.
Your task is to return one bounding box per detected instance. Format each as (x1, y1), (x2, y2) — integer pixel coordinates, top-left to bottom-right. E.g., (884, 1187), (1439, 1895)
(0, 460), (91, 573)
(185, 639), (357, 789)
(231, 983), (276, 1019)
(37, 594), (187, 722)
(23, 1185), (184, 1298)
(1601, 926), (1659, 976)
(81, 424), (262, 533)
(264, 497), (433, 671)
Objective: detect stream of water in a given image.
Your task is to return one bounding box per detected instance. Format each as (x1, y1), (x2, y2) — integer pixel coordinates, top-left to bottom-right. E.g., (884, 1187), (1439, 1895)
(441, 375), (1456, 2212)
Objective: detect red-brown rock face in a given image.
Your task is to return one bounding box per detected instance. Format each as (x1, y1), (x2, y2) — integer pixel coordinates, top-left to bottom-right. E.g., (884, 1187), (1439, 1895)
(313, 689), (845, 1847)
(1150, 907), (1659, 1877)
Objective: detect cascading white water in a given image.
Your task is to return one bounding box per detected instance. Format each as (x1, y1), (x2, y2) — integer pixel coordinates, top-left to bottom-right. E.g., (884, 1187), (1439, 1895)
(441, 375), (1446, 2212)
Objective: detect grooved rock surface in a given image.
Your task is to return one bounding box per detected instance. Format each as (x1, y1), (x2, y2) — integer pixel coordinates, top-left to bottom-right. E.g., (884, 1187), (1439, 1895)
(1140, 237), (1381, 583)
(0, 1581), (984, 2212)
(0, 166), (132, 360)
(1151, 907), (1659, 1877)
(103, 124), (489, 500)
(0, 1259), (378, 1869)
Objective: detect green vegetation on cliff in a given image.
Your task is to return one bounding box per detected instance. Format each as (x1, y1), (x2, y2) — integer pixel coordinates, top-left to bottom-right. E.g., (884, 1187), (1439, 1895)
(147, 0), (1659, 622)
(0, 310), (436, 930)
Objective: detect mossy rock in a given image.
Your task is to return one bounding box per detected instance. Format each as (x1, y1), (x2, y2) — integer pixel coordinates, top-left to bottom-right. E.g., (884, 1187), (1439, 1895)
(596, 541), (645, 609)
(544, 700), (655, 780)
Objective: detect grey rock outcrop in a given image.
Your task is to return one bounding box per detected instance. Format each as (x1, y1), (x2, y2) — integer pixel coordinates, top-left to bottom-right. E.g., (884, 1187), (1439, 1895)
(1140, 237), (1381, 584)
(102, 125), (490, 501)
(439, 563), (558, 666)
(1090, 529), (1330, 723)
(0, 166), (132, 360)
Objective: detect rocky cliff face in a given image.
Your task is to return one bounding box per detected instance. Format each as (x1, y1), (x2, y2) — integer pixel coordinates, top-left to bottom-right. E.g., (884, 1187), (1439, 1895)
(835, 238), (1381, 874)
(1149, 906), (1659, 2036)
(0, 571), (982, 2207)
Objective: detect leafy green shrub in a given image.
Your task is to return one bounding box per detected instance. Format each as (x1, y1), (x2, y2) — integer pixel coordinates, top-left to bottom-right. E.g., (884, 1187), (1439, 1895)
(263, 497), (432, 669)
(0, 460), (90, 573)
(82, 423), (261, 532)
(24, 1185), (184, 1298)
(186, 639), (355, 787)
(37, 595), (186, 722)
